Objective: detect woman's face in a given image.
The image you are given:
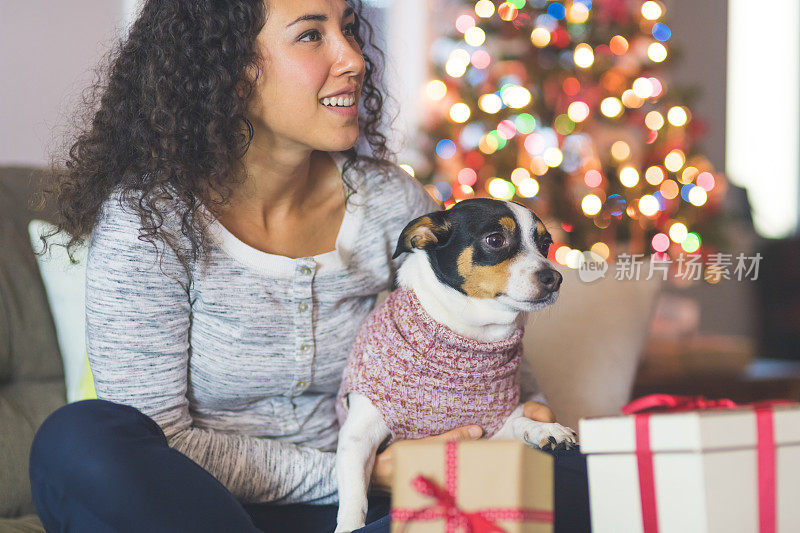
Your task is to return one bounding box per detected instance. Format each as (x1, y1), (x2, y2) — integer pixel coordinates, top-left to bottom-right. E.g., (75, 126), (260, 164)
(247, 0), (366, 154)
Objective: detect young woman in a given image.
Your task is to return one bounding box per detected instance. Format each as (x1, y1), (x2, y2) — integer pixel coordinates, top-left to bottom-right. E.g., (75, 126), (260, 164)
(28, 1), (566, 531)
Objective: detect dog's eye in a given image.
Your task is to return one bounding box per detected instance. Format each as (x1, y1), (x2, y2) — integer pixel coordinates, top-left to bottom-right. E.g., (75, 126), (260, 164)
(485, 233), (505, 248)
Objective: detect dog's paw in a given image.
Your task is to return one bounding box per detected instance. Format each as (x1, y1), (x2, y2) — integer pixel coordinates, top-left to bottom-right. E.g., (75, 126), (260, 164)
(512, 418), (578, 451)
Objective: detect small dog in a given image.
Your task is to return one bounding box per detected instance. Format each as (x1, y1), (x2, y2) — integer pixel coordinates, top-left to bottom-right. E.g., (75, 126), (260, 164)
(334, 198), (577, 532)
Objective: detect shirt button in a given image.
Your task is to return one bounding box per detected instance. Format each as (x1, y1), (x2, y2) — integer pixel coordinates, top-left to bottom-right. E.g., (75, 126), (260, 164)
(298, 381), (307, 389)
(300, 266), (312, 276)
(298, 302), (309, 312)
(301, 344), (311, 352)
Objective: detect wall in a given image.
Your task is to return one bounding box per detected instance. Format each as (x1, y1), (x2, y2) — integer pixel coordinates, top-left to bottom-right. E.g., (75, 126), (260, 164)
(0, 2), (128, 166)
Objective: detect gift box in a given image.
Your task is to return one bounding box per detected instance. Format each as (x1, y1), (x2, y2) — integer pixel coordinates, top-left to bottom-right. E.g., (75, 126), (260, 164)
(579, 395), (800, 533)
(390, 440), (554, 532)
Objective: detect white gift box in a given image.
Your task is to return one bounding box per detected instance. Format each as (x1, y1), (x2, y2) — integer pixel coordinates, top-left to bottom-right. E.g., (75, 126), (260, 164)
(579, 404), (800, 533)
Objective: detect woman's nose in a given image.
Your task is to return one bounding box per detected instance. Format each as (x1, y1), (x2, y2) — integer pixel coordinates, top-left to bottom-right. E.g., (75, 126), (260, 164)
(331, 38), (365, 78)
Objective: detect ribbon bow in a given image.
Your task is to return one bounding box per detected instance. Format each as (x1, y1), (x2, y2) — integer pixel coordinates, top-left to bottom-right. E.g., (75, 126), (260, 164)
(404, 475), (505, 533)
(622, 393), (738, 414)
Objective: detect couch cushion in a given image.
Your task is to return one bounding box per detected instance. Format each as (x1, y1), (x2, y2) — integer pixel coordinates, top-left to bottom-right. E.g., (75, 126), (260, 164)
(0, 382), (66, 517)
(0, 513), (46, 532)
(0, 167), (66, 518)
(0, 174), (63, 382)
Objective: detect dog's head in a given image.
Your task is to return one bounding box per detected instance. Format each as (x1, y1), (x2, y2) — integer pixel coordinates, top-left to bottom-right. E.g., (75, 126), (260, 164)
(393, 198), (561, 312)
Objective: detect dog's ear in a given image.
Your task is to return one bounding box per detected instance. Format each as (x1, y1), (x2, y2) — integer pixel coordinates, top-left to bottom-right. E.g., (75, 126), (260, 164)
(392, 210), (453, 259)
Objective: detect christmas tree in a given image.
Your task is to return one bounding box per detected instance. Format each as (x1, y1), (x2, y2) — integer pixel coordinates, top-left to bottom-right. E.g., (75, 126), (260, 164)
(409, 0), (727, 266)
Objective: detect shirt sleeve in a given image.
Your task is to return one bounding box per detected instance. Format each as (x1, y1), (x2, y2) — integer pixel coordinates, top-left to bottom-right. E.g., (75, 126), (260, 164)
(386, 165), (441, 289)
(85, 193), (338, 504)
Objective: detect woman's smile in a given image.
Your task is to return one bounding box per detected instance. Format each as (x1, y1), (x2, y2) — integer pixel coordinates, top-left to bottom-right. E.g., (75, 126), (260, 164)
(320, 93), (358, 117)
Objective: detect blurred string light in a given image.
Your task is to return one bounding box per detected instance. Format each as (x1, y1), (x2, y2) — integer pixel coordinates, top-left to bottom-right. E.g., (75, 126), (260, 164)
(669, 222), (688, 243)
(611, 140), (630, 160)
(531, 27), (551, 47)
(518, 177), (539, 197)
(651, 22), (672, 41)
(619, 166), (639, 187)
(682, 233), (701, 253)
(573, 43), (594, 68)
(479, 93), (503, 113)
(632, 77), (654, 98)
(651, 232), (669, 252)
(600, 97), (623, 117)
(639, 195), (659, 216)
(471, 50), (491, 69)
(475, 0), (495, 18)
(464, 26), (486, 46)
(498, 2), (519, 21)
(591, 241), (610, 260)
(582, 194), (602, 215)
(645, 166), (665, 185)
(567, 101), (590, 122)
(664, 149), (685, 171)
(488, 178), (515, 199)
(645, 111), (664, 130)
(450, 102), (471, 123)
(426, 80), (447, 100)
(547, 2), (566, 20)
(641, 1), (662, 20)
(696, 171), (715, 191)
(584, 169), (602, 187)
(567, 3), (589, 23)
(455, 14), (476, 33)
(609, 35), (628, 55)
(436, 139), (457, 159)
(668, 106), (688, 126)
(648, 42), (668, 62)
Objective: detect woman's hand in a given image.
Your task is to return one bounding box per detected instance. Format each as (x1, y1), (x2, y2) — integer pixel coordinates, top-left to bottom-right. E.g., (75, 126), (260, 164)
(522, 400), (556, 423)
(370, 425), (483, 492)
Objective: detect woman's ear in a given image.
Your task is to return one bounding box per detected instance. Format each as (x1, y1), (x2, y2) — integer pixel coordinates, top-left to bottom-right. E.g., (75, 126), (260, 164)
(392, 210), (453, 259)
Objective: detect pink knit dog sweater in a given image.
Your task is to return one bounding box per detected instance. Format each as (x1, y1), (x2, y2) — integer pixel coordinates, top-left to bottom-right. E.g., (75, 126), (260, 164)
(335, 286), (523, 444)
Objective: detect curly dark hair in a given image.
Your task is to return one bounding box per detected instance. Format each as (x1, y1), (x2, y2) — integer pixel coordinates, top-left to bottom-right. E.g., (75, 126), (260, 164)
(36, 0), (397, 272)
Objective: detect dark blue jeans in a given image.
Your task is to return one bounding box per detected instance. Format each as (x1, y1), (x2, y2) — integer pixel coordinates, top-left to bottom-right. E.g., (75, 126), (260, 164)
(29, 400), (589, 532)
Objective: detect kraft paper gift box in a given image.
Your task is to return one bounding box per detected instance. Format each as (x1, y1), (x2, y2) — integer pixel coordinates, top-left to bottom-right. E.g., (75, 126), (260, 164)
(579, 397), (800, 533)
(390, 439), (553, 533)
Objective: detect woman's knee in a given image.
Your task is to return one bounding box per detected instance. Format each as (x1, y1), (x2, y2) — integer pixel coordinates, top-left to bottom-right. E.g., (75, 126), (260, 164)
(30, 399), (165, 482)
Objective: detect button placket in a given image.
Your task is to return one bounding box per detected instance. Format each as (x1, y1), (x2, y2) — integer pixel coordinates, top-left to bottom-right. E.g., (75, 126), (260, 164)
(294, 260), (315, 396)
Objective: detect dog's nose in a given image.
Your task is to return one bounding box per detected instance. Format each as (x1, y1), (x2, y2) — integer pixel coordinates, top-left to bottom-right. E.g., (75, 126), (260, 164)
(536, 268), (562, 291)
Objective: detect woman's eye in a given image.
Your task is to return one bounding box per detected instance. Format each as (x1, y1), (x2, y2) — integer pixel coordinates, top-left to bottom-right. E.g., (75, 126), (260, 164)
(300, 24), (356, 42)
(485, 233), (505, 248)
(299, 30), (321, 42)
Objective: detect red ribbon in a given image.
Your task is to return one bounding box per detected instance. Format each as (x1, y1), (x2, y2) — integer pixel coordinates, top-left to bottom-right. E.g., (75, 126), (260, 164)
(622, 394), (793, 533)
(390, 440), (554, 532)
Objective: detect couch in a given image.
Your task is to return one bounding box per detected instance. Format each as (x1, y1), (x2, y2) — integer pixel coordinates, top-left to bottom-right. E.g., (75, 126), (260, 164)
(0, 166), (661, 531)
(0, 167), (64, 532)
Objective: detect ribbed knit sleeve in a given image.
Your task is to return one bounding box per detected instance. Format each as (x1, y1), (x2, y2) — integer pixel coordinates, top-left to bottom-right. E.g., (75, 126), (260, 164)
(85, 193), (338, 504)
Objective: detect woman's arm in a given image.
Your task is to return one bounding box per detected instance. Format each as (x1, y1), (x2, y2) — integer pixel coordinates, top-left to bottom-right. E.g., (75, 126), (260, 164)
(85, 194), (337, 504)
